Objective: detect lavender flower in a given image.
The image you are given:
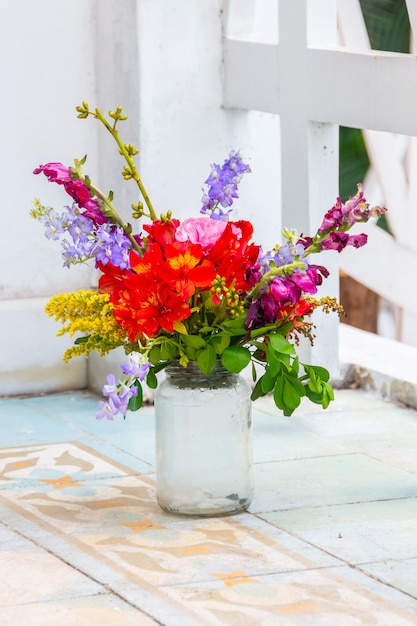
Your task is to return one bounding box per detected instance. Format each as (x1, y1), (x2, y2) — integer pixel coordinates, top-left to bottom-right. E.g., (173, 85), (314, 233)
(91, 224), (132, 269)
(96, 359), (151, 420)
(96, 373), (138, 420)
(120, 356), (151, 382)
(201, 149), (251, 219)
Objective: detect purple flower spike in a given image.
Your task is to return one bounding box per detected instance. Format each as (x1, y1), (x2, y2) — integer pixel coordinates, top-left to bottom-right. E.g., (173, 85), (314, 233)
(200, 149), (251, 219)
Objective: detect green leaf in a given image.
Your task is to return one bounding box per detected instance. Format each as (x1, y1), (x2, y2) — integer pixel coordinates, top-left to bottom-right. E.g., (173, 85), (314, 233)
(220, 314), (246, 329)
(261, 368), (276, 394)
(160, 340), (178, 360)
(305, 380), (334, 409)
(251, 376), (266, 401)
(268, 333), (296, 355)
(209, 334), (230, 355)
(303, 364), (330, 383)
(128, 381), (143, 412)
(218, 316), (247, 336)
(221, 346), (251, 373)
(181, 335), (206, 349)
(74, 335), (89, 345)
(146, 368), (158, 389)
(252, 361), (257, 382)
(282, 374), (305, 411)
(185, 346), (197, 361)
(148, 346), (161, 365)
(273, 376), (285, 410)
(267, 353), (282, 377)
(197, 344), (217, 375)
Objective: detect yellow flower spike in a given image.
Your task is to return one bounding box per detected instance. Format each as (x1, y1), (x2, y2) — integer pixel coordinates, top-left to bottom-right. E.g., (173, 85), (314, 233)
(45, 290), (129, 361)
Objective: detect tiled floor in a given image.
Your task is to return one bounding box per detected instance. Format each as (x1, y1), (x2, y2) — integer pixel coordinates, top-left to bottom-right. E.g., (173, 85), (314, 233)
(1, 388), (417, 625)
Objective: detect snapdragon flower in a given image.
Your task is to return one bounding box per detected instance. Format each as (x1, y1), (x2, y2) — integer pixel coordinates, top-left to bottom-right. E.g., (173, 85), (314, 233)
(318, 184), (386, 234)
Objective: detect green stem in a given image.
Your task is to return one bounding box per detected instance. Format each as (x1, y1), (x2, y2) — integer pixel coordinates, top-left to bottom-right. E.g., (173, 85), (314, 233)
(93, 108), (158, 221)
(87, 183), (142, 253)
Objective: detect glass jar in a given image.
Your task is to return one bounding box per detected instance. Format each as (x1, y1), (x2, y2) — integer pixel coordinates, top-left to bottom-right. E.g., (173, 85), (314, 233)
(154, 361), (253, 517)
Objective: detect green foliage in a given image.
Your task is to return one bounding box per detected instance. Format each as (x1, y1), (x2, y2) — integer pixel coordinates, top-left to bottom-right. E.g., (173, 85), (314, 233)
(249, 333), (332, 416)
(360, 0), (410, 53)
(127, 380), (143, 413)
(221, 346), (252, 373)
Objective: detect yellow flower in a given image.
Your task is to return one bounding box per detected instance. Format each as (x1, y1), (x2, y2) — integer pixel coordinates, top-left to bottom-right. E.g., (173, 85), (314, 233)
(45, 290), (131, 361)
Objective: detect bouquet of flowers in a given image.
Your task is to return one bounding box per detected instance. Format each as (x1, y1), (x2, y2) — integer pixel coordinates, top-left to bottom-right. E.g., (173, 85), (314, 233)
(31, 103), (385, 420)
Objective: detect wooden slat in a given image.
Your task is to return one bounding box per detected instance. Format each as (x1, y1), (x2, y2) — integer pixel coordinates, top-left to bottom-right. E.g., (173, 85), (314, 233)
(340, 223), (417, 316)
(224, 39), (417, 136)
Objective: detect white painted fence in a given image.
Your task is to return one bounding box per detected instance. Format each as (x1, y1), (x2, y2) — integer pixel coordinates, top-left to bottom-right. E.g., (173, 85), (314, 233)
(225, 0), (417, 349)
(1, 0), (415, 395)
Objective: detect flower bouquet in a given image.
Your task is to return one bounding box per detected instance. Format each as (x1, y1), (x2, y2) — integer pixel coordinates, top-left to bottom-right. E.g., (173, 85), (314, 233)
(32, 103), (385, 421)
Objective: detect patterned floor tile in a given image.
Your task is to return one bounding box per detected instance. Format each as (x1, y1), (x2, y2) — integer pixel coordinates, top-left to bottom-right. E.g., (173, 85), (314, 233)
(0, 594), (158, 626)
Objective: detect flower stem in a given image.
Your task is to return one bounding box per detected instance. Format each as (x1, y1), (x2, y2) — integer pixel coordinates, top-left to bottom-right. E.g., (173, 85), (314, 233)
(93, 108), (158, 221)
(88, 181), (142, 253)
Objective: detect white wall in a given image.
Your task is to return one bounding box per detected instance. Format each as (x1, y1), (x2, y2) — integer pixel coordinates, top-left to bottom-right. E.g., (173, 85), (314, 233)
(0, 0), (138, 394)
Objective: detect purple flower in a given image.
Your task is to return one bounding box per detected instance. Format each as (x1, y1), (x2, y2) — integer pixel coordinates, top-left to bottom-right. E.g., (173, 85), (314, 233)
(244, 263), (263, 288)
(91, 224), (132, 269)
(38, 208), (66, 240)
(318, 197), (345, 233)
(320, 231), (367, 253)
(290, 266), (327, 293)
(66, 212), (94, 244)
(96, 397), (122, 420)
(120, 357), (151, 381)
(96, 373), (138, 420)
(200, 149), (251, 218)
(321, 231), (350, 252)
(347, 233), (368, 248)
(318, 185), (387, 235)
(64, 180), (108, 225)
(270, 277), (295, 305)
(246, 295), (279, 330)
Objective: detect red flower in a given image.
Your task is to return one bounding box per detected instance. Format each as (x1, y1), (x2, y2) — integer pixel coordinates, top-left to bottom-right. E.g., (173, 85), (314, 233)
(206, 220), (260, 292)
(111, 275), (190, 340)
(143, 219), (180, 246)
(277, 298), (317, 334)
(164, 242), (216, 298)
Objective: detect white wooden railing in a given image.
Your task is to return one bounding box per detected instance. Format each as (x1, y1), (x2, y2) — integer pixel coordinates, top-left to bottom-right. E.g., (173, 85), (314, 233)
(223, 0), (417, 348)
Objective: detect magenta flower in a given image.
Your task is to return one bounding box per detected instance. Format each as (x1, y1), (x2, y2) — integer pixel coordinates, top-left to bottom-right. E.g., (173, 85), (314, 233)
(321, 232), (349, 252)
(33, 162), (72, 185)
(321, 231), (368, 253)
(347, 233), (368, 248)
(64, 180), (108, 225)
(318, 184), (386, 235)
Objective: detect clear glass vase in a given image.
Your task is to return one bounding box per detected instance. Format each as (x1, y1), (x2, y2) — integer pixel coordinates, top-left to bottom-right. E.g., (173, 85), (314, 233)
(154, 361), (253, 517)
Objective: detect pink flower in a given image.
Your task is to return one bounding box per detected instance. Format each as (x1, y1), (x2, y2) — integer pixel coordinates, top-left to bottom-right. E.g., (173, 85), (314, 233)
(175, 216), (228, 251)
(33, 162), (72, 185)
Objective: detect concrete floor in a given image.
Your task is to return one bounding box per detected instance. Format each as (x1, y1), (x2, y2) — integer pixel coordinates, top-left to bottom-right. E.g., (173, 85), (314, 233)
(1, 387), (417, 625)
